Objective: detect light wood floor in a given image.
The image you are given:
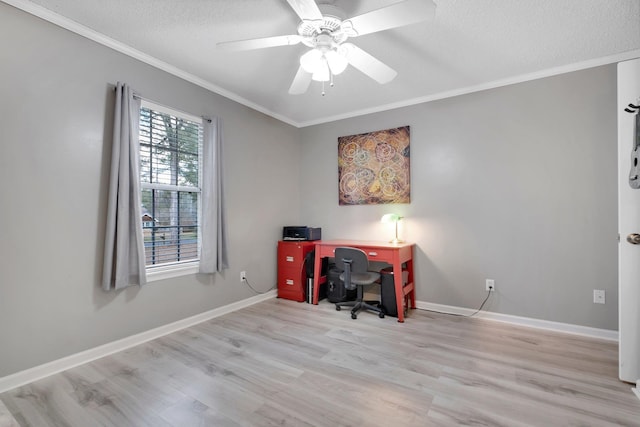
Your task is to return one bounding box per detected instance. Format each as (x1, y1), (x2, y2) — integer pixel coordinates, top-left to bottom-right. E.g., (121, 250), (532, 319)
(1, 299), (639, 426)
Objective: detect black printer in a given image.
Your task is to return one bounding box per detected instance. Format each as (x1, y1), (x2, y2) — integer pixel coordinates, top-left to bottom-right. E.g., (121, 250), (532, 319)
(282, 226), (321, 241)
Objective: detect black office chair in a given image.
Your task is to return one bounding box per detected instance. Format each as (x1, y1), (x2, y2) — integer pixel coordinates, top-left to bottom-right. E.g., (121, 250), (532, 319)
(334, 247), (385, 319)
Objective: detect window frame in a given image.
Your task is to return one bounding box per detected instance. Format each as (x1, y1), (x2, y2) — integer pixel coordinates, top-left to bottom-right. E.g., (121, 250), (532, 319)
(139, 100), (203, 282)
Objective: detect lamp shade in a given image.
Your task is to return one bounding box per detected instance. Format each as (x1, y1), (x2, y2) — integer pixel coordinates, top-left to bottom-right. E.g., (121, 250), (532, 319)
(325, 49), (348, 75)
(311, 58), (330, 82)
(300, 48), (323, 73)
(381, 213), (403, 223)
(301, 46), (349, 82)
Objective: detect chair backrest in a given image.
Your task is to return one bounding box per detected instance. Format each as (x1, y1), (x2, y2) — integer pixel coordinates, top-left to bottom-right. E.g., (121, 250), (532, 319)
(334, 247), (369, 273)
(335, 247), (371, 291)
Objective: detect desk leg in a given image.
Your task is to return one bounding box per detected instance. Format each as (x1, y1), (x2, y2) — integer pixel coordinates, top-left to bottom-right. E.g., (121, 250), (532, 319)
(393, 261), (405, 323)
(313, 252), (321, 305)
(406, 258), (416, 309)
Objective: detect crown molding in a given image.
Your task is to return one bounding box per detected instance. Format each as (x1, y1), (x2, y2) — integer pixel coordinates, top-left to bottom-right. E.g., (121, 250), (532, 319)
(298, 48), (640, 127)
(1, 0), (299, 127)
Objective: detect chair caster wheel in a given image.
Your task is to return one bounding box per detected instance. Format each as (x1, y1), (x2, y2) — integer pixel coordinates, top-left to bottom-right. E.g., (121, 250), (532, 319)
(379, 312), (385, 318)
(336, 306), (341, 311)
(351, 313), (357, 319)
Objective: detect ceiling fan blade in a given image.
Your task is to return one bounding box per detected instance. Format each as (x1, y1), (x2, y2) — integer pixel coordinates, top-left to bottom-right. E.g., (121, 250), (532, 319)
(217, 35), (302, 51)
(343, 0), (436, 37)
(343, 43), (397, 84)
(289, 65), (313, 94)
(286, 0), (323, 21)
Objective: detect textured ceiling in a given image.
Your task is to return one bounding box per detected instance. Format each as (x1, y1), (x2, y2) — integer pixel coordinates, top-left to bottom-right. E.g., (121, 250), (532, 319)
(6, 0), (640, 126)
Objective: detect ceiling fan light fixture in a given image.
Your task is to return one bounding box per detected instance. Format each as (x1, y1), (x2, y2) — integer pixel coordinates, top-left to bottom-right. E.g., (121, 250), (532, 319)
(301, 44), (347, 80)
(300, 48), (323, 73)
(325, 49), (348, 75)
(311, 58), (330, 82)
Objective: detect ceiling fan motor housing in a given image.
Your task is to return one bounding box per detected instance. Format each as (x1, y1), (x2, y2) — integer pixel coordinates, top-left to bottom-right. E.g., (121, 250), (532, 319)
(298, 15), (350, 48)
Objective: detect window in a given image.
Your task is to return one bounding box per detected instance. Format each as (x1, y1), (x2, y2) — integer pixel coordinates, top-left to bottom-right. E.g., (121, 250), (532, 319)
(139, 101), (203, 279)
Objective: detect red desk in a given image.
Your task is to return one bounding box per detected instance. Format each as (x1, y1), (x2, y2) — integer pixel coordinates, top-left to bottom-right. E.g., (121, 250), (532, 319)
(312, 240), (415, 322)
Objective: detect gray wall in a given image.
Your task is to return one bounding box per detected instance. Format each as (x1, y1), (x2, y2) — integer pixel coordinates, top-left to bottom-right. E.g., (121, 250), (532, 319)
(0, 4), (301, 377)
(300, 65), (618, 330)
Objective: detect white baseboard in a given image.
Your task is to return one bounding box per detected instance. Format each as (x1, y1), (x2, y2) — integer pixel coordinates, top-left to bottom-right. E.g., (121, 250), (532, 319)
(415, 300), (619, 342)
(633, 380), (640, 401)
(0, 290), (277, 393)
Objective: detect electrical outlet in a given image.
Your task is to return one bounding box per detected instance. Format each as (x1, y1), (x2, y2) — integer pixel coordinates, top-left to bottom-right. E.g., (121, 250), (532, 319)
(486, 279), (495, 292)
(240, 271), (247, 282)
(593, 289), (605, 304)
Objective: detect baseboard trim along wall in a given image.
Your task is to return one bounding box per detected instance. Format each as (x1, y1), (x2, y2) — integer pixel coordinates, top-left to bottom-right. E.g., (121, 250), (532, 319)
(1, 292), (619, 394)
(0, 290), (277, 394)
(416, 300), (619, 342)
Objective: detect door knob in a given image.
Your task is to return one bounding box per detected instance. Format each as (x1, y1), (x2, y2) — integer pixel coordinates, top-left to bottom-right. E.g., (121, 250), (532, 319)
(627, 233), (640, 245)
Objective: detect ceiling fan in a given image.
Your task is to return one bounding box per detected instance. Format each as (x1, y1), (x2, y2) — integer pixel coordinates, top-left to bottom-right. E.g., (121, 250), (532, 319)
(217, 0), (436, 95)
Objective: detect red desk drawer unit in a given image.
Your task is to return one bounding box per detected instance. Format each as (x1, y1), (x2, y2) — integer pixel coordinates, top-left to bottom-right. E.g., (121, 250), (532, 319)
(277, 240), (316, 302)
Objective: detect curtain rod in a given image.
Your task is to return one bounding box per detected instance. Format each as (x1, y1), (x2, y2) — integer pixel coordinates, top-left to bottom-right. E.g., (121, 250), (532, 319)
(113, 85), (210, 123)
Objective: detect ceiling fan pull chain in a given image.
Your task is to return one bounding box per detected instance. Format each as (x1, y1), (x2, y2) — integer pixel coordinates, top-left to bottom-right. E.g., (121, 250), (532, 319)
(322, 80), (326, 96)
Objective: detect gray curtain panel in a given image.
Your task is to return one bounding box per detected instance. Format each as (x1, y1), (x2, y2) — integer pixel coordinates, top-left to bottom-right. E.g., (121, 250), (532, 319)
(200, 117), (229, 273)
(102, 82), (146, 290)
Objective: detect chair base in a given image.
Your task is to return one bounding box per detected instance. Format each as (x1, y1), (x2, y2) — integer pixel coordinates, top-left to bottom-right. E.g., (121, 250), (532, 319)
(335, 299), (385, 319)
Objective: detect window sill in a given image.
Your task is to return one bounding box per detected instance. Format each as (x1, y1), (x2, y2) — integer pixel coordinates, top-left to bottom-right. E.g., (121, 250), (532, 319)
(146, 262), (199, 282)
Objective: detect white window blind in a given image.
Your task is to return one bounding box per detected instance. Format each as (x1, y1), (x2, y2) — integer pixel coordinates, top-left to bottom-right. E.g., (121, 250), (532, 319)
(139, 101), (203, 270)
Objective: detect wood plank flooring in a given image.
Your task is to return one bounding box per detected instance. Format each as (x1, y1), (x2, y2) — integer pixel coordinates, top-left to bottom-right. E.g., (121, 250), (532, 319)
(1, 299), (639, 426)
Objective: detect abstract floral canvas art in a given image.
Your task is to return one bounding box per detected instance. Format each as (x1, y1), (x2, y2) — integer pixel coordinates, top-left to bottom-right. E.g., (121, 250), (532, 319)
(338, 126), (410, 205)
